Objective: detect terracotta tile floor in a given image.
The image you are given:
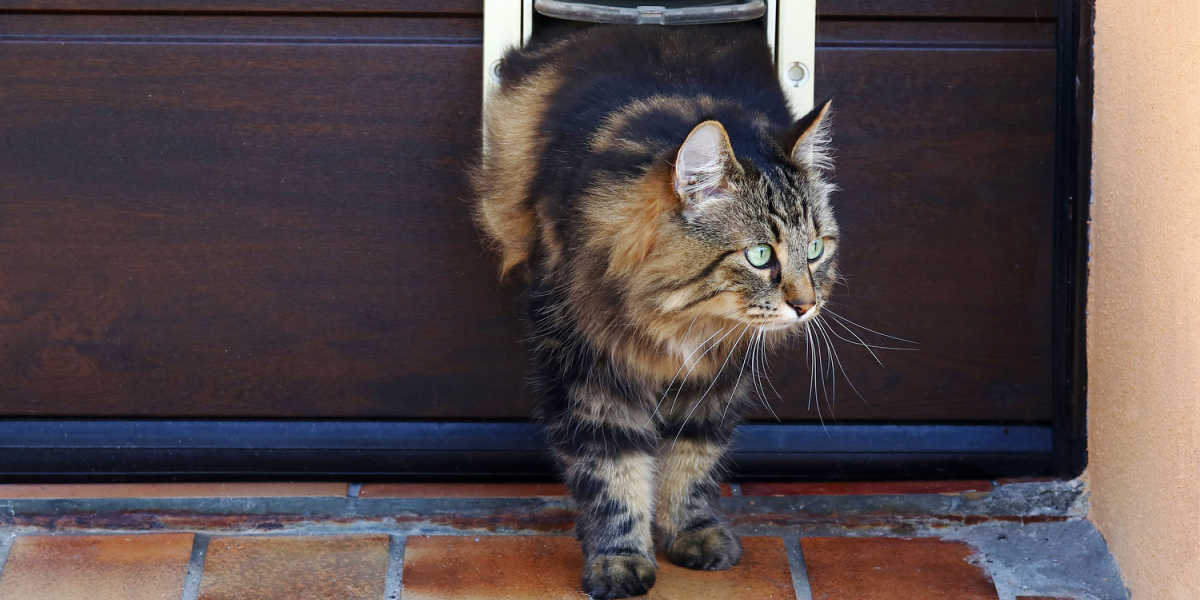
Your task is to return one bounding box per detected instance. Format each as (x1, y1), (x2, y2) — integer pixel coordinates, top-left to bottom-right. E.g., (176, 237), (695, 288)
(0, 480), (1124, 599)
(1, 531), (999, 600)
(801, 537), (998, 600)
(197, 535), (390, 600)
(403, 535), (796, 600)
(0, 533), (194, 600)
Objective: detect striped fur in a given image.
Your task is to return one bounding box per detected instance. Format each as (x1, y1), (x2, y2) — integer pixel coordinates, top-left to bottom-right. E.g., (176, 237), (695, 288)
(474, 24), (838, 600)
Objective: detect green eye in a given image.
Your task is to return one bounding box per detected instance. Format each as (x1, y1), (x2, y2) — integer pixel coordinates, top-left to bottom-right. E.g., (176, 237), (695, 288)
(745, 244), (773, 268)
(807, 238), (825, 261)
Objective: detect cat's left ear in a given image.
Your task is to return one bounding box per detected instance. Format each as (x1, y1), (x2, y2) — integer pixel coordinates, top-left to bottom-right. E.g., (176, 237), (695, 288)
(674, 120), (738, 219)
(781, 98), (834, 171)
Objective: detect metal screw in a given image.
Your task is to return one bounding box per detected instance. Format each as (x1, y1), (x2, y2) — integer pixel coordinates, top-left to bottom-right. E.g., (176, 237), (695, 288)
(786, 61), (809, 87)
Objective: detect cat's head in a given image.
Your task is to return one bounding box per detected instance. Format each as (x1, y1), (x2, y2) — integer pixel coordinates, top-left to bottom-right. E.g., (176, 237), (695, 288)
(622, 101), (838, 337)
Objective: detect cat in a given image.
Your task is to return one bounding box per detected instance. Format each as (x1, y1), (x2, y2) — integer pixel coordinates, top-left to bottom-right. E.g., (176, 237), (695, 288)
(474, 23), (837, 600)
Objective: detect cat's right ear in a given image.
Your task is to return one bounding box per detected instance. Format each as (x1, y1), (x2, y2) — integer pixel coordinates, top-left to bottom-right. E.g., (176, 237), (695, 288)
(782, 98), (834, 172)
(674, 120), (737, 220)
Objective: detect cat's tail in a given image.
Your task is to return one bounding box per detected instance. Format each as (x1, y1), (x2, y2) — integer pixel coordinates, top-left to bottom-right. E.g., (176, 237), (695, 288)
(472, 60), (564, 281)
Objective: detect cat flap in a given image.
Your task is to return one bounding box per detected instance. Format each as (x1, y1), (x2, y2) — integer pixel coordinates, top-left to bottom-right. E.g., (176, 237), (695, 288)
(673, 120), (739, 219)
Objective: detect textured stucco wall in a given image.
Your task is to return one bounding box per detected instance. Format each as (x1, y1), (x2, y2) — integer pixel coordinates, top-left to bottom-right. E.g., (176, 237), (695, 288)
(1089, 1), (1200, 598)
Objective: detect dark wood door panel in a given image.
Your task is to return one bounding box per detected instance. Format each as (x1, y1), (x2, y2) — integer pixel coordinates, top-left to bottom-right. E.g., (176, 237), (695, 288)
(818, 0), (1055, 19)
(0, 13), (482, 39)
(0, 10), (1057, 422)
(818, 19), (1055, 48)
(0, 39), (536, 417)
(0, 0), (483, 13)
(0, 1), (1052, 20)
(749, 48), (1057, 422)
(0, 35), (1055, 421)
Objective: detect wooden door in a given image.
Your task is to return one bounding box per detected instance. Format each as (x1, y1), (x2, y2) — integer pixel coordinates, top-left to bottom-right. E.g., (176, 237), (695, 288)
(0, 1), (1083, 478)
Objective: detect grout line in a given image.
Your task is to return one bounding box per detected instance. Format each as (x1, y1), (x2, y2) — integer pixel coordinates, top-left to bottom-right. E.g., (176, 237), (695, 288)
(179, 534), (210, 600)
(383, 535), (407, 600)
(783, 533), (814, 600)
(0, 531), (14, 581)
(347, 483), (363, 498)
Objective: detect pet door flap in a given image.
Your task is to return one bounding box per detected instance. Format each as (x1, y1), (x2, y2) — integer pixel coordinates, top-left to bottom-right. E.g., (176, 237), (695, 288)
(533, 1), (766, 26)
(483, 0), (815, 117)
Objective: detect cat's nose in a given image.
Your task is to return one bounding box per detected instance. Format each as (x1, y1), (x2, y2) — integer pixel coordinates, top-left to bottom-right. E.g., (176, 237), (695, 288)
(787, 299), (815, 316)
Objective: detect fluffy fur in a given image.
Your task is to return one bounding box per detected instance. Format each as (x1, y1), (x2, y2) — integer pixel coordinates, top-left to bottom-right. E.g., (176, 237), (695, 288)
(474, 24), (838, 599)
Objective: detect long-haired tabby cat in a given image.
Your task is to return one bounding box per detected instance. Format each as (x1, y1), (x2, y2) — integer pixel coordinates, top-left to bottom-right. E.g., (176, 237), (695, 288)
(475, 23), (837, 599)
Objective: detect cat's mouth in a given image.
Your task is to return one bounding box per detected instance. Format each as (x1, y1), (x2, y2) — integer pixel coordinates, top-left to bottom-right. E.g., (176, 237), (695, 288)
(795, 305), (821, 325)
(750, 304), (820, 330)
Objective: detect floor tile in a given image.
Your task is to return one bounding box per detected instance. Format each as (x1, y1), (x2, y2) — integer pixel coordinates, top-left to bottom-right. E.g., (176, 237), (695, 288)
(197, 535), (390, 600)
(360, 482), (568, 498)
(0, 482), (347, 499)
(0, 533), (194, 600)
(403, 535), (795, 599)
(740, 480), (993, 496)
(801, 537), (998, 600)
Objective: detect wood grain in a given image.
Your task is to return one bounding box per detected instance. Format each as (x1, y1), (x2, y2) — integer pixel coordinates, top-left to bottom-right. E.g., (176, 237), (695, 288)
(0, 13), (482, 39)
(0, 0), (483, 14)
(0, 1), (1053, 20)
(0, 38), (529, 417)
(759, 48), (1057, 422)
(817, 20), (1054, 48)
(818, 0), (1055, 19)
(0, 13), (1056, 422)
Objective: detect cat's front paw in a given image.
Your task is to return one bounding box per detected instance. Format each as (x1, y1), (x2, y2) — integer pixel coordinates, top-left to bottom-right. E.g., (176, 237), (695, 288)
(581, 553), (656, 599)
(666, 525), (743, 570)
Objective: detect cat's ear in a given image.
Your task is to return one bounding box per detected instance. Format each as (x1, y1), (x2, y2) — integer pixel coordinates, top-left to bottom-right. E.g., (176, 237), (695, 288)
(674, 120), (737, 219)
(782, 98), (833, 171)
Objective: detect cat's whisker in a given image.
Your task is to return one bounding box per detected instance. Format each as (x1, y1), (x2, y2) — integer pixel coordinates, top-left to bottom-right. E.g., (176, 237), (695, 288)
(804, 323), (815, 411)
(804, 323), (827, 430)
(822, 307), (919, 345)
(824, 319), (916, 354)
(754, 328), (781, 422)
(720, 326), (756, 424)
(672, 324), (750, 449)
(651, 322), (734, 415)
(817, 320), (837, 418)
(808, 323), (821, 409)
(666, 323), (739, 416)
(748, 329), (768, 408)
(815, 324), (829, 418)
(758, 333), (784, 402)
(754, 329), (769, 400)
(750, 328), (766, 402)
(814, 316), (866, 405)
(825, 317), (886, 366)
(680, 313), (701, 345)
(814, 321), (832, 416)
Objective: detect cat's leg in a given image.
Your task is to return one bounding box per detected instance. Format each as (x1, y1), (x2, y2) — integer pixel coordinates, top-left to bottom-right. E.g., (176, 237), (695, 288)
(545, 384), (660, 599)
(655, 411), (743, 570)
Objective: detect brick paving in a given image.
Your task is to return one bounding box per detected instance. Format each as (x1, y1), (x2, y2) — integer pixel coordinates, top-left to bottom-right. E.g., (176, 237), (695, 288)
(800, 537), (998, 600)
(404, 536), (795, 600)
(197, 535), (391, 600)
(0, 480), (1126, 600)
(0, 533), (194, 600)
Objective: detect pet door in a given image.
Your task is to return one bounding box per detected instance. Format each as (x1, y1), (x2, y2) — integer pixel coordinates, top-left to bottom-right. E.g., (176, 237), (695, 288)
(482, 0), (816, 117)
